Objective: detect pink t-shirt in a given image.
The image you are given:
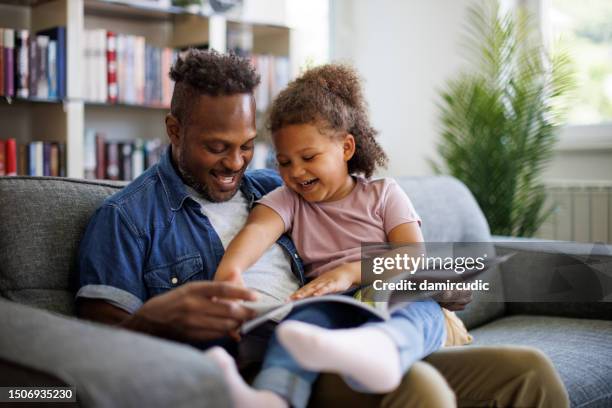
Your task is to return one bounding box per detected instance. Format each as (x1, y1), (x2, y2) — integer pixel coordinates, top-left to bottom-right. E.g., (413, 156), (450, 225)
(257, 177), (421, 278)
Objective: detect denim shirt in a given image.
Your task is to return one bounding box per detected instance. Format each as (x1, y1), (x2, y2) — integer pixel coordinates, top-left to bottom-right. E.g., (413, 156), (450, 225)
(76, 147), (305, 313)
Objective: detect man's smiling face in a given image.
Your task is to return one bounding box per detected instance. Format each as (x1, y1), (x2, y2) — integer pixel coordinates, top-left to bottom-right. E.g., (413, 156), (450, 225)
(167, 93), (257, 202)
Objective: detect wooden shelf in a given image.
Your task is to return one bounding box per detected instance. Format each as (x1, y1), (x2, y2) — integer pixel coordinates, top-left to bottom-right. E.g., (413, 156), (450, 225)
(84, 0), (211, 22)
(85, 101), (170, 111)
(0, 0), (55, 6)
(1, 96), (65, 105)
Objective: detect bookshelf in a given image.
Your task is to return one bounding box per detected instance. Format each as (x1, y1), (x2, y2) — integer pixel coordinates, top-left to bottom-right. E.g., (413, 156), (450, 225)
(0, 0), (300, 179)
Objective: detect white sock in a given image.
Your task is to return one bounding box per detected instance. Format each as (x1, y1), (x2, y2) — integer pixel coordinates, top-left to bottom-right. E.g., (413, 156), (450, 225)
(277, 321), (402, 393)
(204, 347), (288, 408)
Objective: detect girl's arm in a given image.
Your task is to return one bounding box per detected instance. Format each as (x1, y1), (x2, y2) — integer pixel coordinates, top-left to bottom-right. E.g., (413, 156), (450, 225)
(290, 222), (423, 299)
(214, 205), (285, 284)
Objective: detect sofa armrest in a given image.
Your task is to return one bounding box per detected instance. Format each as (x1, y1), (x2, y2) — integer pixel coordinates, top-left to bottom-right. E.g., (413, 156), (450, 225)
(493, 238), (612, 320)
(0, 298), (230, 408)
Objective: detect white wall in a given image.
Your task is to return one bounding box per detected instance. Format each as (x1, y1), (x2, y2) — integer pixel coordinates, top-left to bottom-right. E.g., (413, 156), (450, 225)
(331, 0), (612, 182)
(330, 0), (474, 177)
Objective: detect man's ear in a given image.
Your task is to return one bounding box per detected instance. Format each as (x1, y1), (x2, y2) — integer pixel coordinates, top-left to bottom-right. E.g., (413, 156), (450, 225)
(165, 114), (181, 146)
(343, 133), (356, 161)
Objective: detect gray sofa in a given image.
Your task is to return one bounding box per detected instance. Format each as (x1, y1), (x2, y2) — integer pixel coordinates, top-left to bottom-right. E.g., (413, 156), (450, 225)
(0, 175), (610, 407)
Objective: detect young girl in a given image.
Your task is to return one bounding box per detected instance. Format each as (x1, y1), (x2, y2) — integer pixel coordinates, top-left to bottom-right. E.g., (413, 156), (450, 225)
(206, 64), (448, 408)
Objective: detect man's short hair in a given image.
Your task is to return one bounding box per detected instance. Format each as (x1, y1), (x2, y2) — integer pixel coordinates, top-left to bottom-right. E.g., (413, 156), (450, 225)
(169, 49), (260, 124)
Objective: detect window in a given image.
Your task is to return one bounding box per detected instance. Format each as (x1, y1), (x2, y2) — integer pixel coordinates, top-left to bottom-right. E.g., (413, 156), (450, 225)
(541, 0), (612, 150)
(549, 0), (612, 125)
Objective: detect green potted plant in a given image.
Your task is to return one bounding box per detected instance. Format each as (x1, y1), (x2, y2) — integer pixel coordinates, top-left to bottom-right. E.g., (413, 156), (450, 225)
(432, 0), (574, 237)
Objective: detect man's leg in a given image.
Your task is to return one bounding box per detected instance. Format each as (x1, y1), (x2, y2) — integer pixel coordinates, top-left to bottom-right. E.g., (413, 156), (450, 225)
(424, 346), (569, 408)
(309, 362), (456, 408)
(310, 346), (568, 408)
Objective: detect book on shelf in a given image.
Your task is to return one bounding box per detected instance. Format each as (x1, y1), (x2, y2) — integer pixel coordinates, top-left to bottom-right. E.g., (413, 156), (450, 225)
(119, 142), (133, 181)
(27, 33), (37, 97)
(0, 25), (66, 100)
(15, 29), (29, 98)
(0, 28), (4, 96)
(3, 28), (15, 97)
(43, 142), (51, 176)
(58, 142), (66, 177)
(35, 35), (49, 99)
(5, 138), (16, 176)
(83, 29), (177, 106)
(17, 144), (27, 176)
(0, 140), (5, 176)
(38, 26), (66, 99)
(84, 130), (165, 181)
(95, 133), (106, 180)
(0, 139), (65, 177)
(107, 31), (118, 104)
(105, 141), (120, 180)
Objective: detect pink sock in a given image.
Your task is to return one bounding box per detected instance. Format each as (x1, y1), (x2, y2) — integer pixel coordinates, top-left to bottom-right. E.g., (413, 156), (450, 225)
(204, 347), (288, 408)
(277, 321), (402, 393)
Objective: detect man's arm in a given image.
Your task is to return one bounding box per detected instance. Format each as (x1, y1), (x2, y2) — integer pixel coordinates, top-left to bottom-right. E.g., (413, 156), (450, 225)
(77, 203), (259, 342)
(77, 281), (258, 342)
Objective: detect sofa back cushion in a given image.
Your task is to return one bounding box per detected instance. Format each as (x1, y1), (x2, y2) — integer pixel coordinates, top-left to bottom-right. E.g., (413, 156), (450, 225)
(0, 177), (124, 315)
(395, 176), (506, 329)
(1, 175), (505, 328)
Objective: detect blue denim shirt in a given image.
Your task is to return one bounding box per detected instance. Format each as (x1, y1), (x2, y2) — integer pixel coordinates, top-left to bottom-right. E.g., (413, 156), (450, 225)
(76, 147), (305, 313)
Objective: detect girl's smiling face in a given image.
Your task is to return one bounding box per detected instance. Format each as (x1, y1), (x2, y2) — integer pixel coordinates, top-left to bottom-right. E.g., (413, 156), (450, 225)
(273, 123), (356, 202)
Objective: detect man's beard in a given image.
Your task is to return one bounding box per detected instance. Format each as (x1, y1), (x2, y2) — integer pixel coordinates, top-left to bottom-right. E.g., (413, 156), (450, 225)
(177, 153), (242, 202)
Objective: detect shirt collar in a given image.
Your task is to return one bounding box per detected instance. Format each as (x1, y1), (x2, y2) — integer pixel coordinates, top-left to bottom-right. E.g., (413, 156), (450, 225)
(157, 146), (260, 211)
(156, 146), (191, 211)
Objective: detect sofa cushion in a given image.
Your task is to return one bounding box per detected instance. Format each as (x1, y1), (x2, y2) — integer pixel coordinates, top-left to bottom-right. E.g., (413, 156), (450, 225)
(0, 298), (230, 408)
(0, 177), (124, 315)
(470, 315), (612, 408)
(396, 176), (505, 329)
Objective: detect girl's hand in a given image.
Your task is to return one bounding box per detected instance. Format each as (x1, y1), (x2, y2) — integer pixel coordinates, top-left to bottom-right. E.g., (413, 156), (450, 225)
(290, 264), (359, 300)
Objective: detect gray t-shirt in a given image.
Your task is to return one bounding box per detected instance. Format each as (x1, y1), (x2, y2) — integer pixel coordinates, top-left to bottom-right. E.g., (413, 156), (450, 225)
(187, 187), (299, 308)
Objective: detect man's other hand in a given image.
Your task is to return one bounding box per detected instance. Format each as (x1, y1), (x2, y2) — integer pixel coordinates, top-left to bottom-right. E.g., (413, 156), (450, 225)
(433, 289), (473, 311)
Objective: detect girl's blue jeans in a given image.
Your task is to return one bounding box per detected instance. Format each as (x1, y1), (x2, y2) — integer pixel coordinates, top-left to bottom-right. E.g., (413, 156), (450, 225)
(252, 299), (446, 408)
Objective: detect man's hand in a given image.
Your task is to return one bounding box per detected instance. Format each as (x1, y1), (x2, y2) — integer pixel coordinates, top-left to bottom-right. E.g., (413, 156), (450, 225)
(86, 281), (258, 342)
(433, 289), (473, 311)
(290, 264), (358, 300)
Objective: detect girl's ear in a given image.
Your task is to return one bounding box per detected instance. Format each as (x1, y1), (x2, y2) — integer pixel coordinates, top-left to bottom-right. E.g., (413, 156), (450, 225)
(343, 133), (356, 162)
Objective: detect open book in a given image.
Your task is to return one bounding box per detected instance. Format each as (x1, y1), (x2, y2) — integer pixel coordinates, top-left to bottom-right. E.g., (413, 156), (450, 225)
(240, 252), (514, 334)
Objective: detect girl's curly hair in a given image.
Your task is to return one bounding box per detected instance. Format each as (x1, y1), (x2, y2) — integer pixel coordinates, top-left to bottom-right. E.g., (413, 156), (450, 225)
(268, 64), (387, 178)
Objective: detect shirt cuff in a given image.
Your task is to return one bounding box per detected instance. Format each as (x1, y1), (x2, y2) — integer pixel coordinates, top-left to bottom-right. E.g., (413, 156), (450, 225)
(76, 284), (144, 314)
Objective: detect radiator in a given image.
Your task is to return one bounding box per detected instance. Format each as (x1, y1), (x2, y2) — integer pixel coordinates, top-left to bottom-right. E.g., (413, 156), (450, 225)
(536, 181), (612, 244)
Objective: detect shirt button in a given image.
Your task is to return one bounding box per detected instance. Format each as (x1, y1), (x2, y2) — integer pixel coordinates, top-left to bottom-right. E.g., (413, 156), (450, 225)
(171, 277), (178, 285)
(294, 254), (299, 258)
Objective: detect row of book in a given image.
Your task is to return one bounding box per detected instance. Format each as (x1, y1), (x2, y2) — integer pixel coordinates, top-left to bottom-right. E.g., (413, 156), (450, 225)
(83, 130), (166, 181)
(0, 27), (66, 100)
(0, 138), (66, 177)
(83, 29), (177, 106)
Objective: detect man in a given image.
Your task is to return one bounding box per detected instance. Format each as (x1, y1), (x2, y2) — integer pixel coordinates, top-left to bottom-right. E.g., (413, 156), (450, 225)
(77, 49), (568, 407)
